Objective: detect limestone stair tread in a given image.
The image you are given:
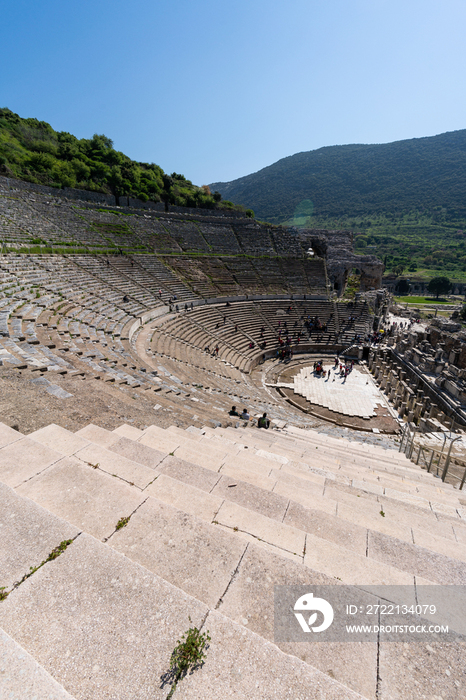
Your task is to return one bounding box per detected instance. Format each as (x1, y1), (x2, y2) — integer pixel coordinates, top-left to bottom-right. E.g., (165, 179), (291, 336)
(25, 420), (466, 538)
(215, 430), (428, 479)
(208, 425), (463, 498)
(0, 629), (78, 700)
(221, 423), (426, 468)
(20, 423), (466, 585)
(0, 476), (368, 700)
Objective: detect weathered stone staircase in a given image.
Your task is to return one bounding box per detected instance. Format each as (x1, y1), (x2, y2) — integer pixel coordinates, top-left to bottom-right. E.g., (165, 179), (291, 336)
(1, 421), (465, 699)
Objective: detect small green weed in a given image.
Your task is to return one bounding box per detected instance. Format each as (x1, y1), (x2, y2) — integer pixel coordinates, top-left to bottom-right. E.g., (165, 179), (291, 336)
(380, 510), (385, 517)
(161, 622), (210, 698)
(14, 539), (73, 589)
(0, 587), (9, 601)
(115, 516), (131, 530)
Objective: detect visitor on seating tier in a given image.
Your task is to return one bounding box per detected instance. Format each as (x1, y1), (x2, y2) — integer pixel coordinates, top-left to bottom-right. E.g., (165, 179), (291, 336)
(258, 412), (270, 429)
(229, 405), (240, 416)
(240, 408), (250, 420)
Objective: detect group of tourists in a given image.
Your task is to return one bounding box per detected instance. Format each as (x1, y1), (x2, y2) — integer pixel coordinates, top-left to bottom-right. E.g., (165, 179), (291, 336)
(311, 356), (356, 381)
(228, 406), (270, 429)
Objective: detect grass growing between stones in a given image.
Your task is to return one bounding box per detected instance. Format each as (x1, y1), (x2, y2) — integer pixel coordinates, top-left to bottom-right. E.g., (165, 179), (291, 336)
(115, 515), (131, 530)
(161, 621), (211, 699)
(0, 538), (74, 601)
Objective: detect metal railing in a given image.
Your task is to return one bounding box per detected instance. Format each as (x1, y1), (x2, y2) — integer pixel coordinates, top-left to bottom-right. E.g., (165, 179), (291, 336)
(399, 423), (466, 488)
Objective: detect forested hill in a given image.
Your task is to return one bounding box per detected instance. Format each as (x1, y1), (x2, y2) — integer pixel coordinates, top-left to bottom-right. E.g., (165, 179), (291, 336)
(0, 108), (244, 213)
(209, 130), (466, 224)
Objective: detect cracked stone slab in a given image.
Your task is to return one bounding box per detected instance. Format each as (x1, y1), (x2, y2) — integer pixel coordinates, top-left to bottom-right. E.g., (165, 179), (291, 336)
(157, 454), (221, 492)
(138, 424), (182, 454)
(17, 457), (147, 541)
(176, 610), (365, 700)
(215, 500), (305, 556)
(109, 436), (166, 469)
(303, 533), (415, 586)
(212, 474), (288, 521)
(0, 482), (79, 590)
(0, 533), (208, 700)
(75, 443), (157, 489)
(144, 473), (223, 521)
(411, 527), (466, 563)
(284, 500), (368, 556)
(0, 629), (77, 700)
(0, 437), (63, 488)
(271, 475), (337, 516)
(367, 530), (466, 585)
(218, 543), (376, 699)
(334, 501), (415, 543)
(109, 496), (246, 609)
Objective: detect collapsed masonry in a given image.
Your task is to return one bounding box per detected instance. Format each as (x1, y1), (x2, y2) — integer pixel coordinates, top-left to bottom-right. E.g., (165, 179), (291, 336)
(296, 228), (384, 294)
(369, 315), (466, 430)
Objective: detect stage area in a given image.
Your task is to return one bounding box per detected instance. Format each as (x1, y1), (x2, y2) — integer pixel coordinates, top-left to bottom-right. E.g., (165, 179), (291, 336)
(272, 362), (394, 423)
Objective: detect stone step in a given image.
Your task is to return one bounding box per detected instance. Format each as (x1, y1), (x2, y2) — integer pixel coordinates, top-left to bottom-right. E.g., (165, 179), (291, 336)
(199, 426), (431, 483)
(127, 441), (466, 579)
(221, 424), (426, 472)
(0, 482), (79, 590)
(0, 460), (382, 697)
(20, 423), (466, 578)
(0, 484), (365, 700)
(0, 629), (77, 700)
(212, 425), (462, 496)
(105, 423), (466, 528)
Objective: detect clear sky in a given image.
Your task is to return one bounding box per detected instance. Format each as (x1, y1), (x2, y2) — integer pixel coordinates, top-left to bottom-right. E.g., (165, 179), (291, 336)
(2, 0), (466, 185)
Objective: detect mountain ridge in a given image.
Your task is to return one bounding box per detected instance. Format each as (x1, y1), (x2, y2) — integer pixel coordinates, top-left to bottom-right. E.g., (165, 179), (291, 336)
(209, 130), (466, 224)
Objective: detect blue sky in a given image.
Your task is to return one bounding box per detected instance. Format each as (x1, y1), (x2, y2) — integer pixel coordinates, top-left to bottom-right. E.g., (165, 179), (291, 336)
(2, 0), (466, 185)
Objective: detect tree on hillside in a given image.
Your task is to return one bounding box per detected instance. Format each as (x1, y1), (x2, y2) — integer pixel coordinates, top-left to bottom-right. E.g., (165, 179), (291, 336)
(427, 276), (451, 299)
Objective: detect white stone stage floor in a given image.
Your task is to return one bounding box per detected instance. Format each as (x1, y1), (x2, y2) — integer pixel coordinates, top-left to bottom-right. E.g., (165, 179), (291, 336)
(278, 365), (387, 419)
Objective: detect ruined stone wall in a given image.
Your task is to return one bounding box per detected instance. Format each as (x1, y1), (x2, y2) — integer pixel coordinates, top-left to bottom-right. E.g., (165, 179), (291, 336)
(296, 228), (384, 294)
(0, 176), (249, 219)
(0, 175), (116, 206)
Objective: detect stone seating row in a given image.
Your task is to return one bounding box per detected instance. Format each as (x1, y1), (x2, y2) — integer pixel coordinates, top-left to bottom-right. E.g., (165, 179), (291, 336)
(2, 185), (328, 295)
(1, 419), (465, 698)
(150, 300), (351, 374)
(0, 193), (75, 245)
(133, 253), (193, 301)
(0, 471), (365, 700)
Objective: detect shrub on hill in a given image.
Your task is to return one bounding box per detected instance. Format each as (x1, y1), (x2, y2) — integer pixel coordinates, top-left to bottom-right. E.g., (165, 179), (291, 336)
(0, 108), (241, 213)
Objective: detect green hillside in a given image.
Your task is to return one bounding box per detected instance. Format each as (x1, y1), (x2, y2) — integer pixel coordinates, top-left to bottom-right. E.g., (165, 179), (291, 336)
(0, 108), (244, 213)
(210, 130), (466, 279)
